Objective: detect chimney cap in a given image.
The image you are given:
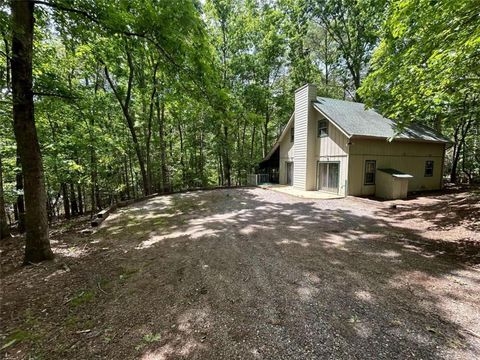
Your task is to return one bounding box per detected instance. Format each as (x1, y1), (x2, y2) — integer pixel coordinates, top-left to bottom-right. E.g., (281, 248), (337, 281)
(294, 83), (317, 93)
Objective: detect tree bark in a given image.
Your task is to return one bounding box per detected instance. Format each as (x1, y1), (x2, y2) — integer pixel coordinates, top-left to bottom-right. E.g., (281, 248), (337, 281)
(156, 94), (169, 192)
(95, 183), (102, 210)
(178, 123), (186, 186)
(104, 49), (150, 196)
(11, 0), (53, 262)
(128, 152), (137, 198)
(145, 62), (159, 194)
(87, 73), (98, 216)
(15, 155), (25, 233)
(200, 129), (205, 186)
(61, 183), (70, 219)
(218, 153), (224, 186)
(223, 124), (231, 186)
(70, 183), (78, 216)
(77, 183), (84, 215)
(123, 156), (130, 198)
(250, 123), (256, 167)
(450, 115), (474, 183)
(263, 107), (270, 158)
(0, 156), (10, 239)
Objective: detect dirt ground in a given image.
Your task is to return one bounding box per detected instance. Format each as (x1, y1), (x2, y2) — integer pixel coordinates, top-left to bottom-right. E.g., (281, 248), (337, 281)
(1, 187), (479, 359)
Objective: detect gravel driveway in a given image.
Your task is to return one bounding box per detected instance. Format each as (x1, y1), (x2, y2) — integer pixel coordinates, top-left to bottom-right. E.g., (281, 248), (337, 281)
(1, 188), (479, 359)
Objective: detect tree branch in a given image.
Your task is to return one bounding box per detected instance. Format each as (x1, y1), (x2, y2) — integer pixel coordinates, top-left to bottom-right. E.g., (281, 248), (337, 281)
(33, 91), (76, 99)
(103, 64), (126, 111)
(33, 0), (188, 83)
(33, 0), (100, 24)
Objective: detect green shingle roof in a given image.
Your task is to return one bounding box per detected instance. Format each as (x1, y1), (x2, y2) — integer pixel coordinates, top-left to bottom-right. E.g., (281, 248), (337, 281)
(313, 97), (450, 143)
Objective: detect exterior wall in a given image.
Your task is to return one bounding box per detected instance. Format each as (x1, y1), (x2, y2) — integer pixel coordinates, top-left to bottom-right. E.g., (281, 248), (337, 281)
(278, 90), (351, 195)
(348, 138), (445, 196)
(293, 84), (317, 190)
(278, 124), (295, 185)
(313, 112), (349, 196)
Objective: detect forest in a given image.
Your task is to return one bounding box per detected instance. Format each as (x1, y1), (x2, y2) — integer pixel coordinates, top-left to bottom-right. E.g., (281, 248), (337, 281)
(0, 0), (479, 263)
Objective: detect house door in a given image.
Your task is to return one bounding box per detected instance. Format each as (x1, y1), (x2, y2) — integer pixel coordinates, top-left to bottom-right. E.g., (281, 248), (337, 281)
(317, 162), (339, 193)
(286, 162), (293, 186)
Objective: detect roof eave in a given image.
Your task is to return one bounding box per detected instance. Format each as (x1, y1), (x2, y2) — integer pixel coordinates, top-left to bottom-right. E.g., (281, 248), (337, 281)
(350, 134), (452, 144)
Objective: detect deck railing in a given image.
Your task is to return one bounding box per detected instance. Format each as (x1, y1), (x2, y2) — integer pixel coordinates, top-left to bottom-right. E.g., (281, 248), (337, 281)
(247, 173), (277, 185)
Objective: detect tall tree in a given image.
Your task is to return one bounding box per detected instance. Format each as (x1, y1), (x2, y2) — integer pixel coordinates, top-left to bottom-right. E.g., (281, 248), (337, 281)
(0, 155), (10, 239)
(311, 0), (386, 101)
(359, 0), (480, 182)
(103, 44), (151, 196)
(10, 0), (53, 262)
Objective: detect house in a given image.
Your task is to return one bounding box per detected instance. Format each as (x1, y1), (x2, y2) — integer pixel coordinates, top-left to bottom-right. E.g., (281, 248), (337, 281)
(260, 84), (450, 199)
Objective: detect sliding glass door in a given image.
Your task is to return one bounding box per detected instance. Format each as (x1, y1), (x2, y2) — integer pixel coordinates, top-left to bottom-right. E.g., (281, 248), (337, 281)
(317, 162), (339, 193)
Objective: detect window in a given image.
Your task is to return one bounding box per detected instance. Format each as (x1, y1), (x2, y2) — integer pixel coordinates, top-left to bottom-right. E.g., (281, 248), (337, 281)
(425, 160), (434, 177)
(290, 127), (294, 142)
(364, 160), (376, 185)
(318, 119), (328, 137)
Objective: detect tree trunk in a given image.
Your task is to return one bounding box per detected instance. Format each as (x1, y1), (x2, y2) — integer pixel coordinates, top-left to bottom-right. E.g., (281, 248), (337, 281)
(15, 155), (25, 233)
(128, 152), (137, 198)
(77, 183), (84, 215)
(200, 129), (205, 186)
(128, 121), (150, 194)
(178, 123), (186, 186)
(123, 156), (130, 198)
(223, 124), (231, 186)
(218, 153), (224, 186)
(324, 31), (329, 88)
(450, 152), (460, 183)
(89, 131), (97, 215)
(156, 95), (169, 192)
(46, 179), (53, 223)
(11, 0), (53, 263)
(145, 63), (158, 195)
(13, 203), (18, 222)
(451, 124), (461, 184)
(104, 51), (150, 196)
(263, 109), (270, 158)
(0, 156), (10, 239)
(61, 183), (70, 219)
(250, 124), (256, 166)
(96, 184), (102, 210)
(70, 183), (78, 216)
(450, 114), (474, 183)
(88, 73), (98, 216)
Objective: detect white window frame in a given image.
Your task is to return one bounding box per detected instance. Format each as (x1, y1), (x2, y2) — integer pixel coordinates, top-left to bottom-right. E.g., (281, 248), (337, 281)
(318, 119), (328, 137)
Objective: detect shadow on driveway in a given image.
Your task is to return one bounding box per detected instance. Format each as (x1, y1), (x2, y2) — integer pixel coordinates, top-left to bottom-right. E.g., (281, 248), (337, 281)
(1, 188), (479, 359)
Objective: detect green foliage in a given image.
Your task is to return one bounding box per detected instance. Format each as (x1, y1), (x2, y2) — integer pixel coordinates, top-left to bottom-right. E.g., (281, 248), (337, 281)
(359, 0), (480, 181)
(310, 0), (387, 99)
(1, 0), (478, 228)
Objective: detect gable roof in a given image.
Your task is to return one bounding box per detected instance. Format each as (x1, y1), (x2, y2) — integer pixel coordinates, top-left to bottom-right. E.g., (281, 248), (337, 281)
(261, 97), (450, 163)
(313, 97), (450, 143)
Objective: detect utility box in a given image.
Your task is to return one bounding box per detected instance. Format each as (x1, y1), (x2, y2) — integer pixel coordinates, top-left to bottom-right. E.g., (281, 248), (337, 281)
(376, 168), (413, 199)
